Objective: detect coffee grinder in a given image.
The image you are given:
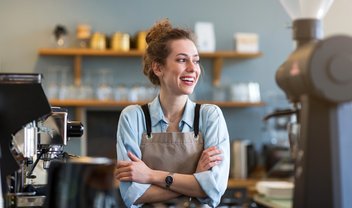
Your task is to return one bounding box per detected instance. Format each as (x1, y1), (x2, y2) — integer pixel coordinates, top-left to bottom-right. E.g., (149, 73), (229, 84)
(276, 0), (352, 207)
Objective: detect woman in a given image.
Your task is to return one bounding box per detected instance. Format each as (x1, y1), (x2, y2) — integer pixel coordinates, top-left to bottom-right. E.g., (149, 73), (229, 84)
(116, 19), (230, 208)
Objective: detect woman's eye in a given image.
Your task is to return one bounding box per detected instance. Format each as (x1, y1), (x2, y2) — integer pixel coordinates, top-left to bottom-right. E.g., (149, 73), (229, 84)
(194, 60), (200, 64)
(177, 58), (187, 63)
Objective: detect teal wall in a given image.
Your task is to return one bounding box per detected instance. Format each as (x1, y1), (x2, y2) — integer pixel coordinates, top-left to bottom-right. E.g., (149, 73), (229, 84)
(0, 0), (293, 154)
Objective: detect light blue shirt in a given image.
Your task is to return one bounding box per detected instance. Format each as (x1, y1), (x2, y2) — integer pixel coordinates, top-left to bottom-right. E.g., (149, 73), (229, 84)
(116, 96), (230, 208)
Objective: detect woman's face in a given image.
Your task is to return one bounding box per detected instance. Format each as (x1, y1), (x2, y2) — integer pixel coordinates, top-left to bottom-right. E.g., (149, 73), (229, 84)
(155, 39), (201, 96)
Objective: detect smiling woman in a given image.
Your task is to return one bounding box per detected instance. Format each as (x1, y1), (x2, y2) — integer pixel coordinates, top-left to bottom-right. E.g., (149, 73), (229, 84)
(115, 19), (230, 208)
(154, 38), (200, 98)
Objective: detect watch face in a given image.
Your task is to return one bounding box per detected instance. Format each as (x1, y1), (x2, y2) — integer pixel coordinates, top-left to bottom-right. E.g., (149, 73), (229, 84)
(165, 175), (173, 185)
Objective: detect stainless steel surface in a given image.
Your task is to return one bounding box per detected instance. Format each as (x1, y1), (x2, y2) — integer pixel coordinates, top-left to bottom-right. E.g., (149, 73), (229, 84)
(37, 110), (68, 146)
(24, 122), (38, 158)
(12, 108), (70, 172)
(0, 73), (43, 84)
(0, 73), (52, 208)
(7, 106), (83, 207)
(41, 145), (64, 169)
(7, 195), (46, 207)
(287, 122), (300, 160)
(17, 195), (45, 207)
(0, 73), (85, 207)
(263, 106), (299, 160)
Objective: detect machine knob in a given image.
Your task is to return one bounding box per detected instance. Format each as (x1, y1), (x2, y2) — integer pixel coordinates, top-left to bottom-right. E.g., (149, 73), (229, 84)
(67, 121), (84, 138)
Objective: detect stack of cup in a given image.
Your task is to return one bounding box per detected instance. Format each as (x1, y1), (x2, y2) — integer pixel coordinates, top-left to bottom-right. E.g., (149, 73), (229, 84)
(229, 82), (261, 102)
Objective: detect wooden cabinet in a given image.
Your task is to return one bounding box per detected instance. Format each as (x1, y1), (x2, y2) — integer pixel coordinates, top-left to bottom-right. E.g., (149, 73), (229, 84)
(38, 48), (264, 108)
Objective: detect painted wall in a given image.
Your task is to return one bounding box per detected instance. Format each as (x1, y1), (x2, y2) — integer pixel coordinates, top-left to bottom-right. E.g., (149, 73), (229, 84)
(325, 0), (352, 36)
(0, 0), (294, 155)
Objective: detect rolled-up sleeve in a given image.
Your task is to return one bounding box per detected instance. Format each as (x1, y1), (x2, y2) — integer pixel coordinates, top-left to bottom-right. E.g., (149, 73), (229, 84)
(194, 104), (230, 207)
(116, 105), (151, 207)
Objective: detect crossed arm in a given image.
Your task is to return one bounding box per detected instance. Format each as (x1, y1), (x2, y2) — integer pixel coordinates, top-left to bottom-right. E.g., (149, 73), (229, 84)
(115, 146), (222, 204)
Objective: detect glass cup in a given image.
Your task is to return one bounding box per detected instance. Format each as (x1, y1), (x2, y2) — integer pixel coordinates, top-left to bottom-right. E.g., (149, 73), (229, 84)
(229, 83), (249, 102)
(128, 85), (139, 102)
(45, 67), (60, 99)
(58, 66), (74, 100)
(114, 84), (128, 101)
(212, 85), (227, 101)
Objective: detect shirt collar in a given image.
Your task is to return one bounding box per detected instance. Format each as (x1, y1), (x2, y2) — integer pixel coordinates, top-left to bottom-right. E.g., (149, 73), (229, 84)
(149, 96), (196, 128)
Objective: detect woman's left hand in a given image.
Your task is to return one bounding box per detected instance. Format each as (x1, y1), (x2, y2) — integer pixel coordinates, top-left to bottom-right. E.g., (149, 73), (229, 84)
(115, 151), (153, 184)
(196, 146), (222, 172)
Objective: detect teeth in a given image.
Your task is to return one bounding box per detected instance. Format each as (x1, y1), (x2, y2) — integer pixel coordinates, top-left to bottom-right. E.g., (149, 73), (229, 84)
(181, 77), (194, 82)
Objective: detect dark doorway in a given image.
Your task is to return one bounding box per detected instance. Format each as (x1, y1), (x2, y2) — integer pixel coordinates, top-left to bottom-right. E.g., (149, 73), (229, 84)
(86, 110), (121, 159)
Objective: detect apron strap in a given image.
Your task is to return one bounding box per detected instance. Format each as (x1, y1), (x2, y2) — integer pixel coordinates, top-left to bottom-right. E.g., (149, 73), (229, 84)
(141, 103), (202, 137)
(193, 103), (201, 138)
(141, 104), (152, 138)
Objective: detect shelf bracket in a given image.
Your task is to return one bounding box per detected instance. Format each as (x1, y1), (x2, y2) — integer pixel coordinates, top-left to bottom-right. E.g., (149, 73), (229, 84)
(74, 55), (82, 86)
(212, 57), (224, 86)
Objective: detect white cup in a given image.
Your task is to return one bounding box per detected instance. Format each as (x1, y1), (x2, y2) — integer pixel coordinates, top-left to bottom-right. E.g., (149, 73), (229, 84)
(230, 83), (249, 102)
(230, 82), (261, 102)
(248, 82), (261, 102)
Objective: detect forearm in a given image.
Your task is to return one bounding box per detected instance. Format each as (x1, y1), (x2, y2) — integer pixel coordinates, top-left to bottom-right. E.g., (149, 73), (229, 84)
(151, 170), (207, 198)
(135, 184), (181, 204)
(117, 152), (209, 203)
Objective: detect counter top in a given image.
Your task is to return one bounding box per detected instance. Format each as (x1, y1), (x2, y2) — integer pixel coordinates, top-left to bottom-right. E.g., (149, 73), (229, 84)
(253, 194), (292, 208)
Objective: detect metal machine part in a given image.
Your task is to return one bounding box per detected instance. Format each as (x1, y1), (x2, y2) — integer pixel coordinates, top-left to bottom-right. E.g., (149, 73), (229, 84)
(0, 73), (84, 208)
(276, 18), (352, 208)
(0, 73), (52, 208)
(8, 107), (83, 208)
(263, 105), (300, 160)
(12, 107), (83, 170)
(276, 35), (352, 104)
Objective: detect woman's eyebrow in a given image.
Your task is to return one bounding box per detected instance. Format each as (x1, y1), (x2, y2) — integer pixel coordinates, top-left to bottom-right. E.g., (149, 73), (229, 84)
(176, 53), (199, 57)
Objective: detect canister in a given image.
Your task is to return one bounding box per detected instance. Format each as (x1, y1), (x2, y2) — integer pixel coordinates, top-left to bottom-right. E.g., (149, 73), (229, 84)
(90, 32), (106, 50)
(136, 31), (147, 51)
(76, 24), (91, 48)
(111, 32), (130, 51)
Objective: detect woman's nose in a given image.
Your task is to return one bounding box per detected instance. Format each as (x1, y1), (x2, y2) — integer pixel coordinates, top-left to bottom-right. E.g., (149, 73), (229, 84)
(186, 60), (197, 72)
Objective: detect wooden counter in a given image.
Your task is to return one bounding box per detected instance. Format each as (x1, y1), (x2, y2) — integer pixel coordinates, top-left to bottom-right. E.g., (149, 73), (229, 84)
(227, 178), (259, 197)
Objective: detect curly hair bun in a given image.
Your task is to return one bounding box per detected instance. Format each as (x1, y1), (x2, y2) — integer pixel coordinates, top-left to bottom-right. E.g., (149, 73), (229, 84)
(143, 19), (195, 86)
(146, 19), (172, 44)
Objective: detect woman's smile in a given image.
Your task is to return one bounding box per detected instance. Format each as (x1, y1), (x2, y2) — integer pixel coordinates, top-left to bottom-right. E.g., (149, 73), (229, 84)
(180, 75), (196, 86)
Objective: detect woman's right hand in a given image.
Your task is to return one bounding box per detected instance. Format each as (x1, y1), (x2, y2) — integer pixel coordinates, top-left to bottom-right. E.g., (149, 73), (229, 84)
(115, 151), (153, 184)
(196, 146), (223, 172)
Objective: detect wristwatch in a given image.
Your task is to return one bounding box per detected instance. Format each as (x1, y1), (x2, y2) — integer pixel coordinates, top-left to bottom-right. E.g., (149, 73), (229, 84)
(165, 172), (174, 189)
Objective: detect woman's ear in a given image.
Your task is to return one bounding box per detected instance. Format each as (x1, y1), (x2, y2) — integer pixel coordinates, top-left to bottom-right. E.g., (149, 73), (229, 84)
(152, 62), (163, 78)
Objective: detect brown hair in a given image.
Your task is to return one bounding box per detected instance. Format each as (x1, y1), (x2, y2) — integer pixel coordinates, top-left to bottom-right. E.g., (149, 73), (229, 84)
(143, 19), (196, 85)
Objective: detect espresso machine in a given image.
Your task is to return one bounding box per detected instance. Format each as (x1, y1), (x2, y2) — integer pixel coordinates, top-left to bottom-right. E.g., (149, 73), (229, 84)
(276, 0), (352, 207)
(8, 107), (84, 207)
(0, 73), (84, 207)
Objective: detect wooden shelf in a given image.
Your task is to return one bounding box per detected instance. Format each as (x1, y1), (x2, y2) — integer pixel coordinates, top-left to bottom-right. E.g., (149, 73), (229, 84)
(199, 100), (265, 108)
(39, 48), (262, 86)
(39, 48), (144, 57)
(39, 48), (262, 58)
(49, 99), (265, 108)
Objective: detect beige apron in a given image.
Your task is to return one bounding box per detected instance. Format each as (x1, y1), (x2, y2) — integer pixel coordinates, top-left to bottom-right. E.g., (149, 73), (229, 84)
(140, 104), (206, 208)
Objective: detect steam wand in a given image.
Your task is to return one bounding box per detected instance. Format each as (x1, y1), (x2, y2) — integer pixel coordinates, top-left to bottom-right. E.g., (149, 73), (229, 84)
(26, 148), (49, 179)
